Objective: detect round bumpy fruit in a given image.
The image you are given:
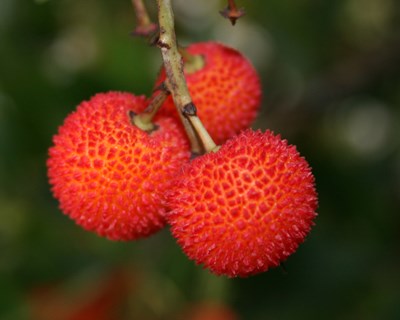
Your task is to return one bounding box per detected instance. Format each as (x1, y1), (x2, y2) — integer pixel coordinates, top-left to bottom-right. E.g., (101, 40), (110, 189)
(155, 41), (261, 145)
(47, 92), (190, 241)
(166, 130), (318, 277)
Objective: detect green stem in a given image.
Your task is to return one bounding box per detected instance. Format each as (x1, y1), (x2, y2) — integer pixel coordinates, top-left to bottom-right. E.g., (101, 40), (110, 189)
(177, 46), (205, 74)
(131, 88), (169, 132)
(156, 0), (217, 154)
(189, 116), (219, 153)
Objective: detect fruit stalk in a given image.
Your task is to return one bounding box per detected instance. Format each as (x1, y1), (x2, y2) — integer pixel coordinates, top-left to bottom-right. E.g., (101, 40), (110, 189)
(131, 85), (169, 132)
(131, 0), (157, 36)
(156, 0), (217, 154)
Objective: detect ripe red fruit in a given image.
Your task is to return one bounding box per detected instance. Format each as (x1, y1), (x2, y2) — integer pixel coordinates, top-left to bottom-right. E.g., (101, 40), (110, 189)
(179, 303), (238, 320)
(166, 130), (318, 277)
(47, 91), (190, 241)
(155, 41), (261, 145)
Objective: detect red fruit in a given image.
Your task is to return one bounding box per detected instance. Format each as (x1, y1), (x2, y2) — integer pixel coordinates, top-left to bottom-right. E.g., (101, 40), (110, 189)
(179, 303), (238, 320)
(155, 41), (261, 145)
(167, 130), (318, 277)
(28, 269), (130, 320)
(47, 92), (190, 241)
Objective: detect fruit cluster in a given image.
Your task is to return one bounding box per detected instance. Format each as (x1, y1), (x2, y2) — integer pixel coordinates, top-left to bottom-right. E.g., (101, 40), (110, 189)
(47, 41), (318, 277)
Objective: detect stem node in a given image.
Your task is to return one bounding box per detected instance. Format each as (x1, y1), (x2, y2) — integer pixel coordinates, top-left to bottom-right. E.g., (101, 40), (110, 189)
(131, 0), (158, 37)
(220, 0), (245, 25)
(157, 0), (218, 155)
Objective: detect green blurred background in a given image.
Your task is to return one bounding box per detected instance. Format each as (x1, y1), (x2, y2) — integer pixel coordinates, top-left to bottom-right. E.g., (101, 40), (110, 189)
(1, 0), (400, 319)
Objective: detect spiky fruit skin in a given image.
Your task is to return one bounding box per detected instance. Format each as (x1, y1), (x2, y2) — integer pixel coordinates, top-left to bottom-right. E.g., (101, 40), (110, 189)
(155, 42), (261, 145)
(47, 92), (190, 241)
(167, 130), (318, 277)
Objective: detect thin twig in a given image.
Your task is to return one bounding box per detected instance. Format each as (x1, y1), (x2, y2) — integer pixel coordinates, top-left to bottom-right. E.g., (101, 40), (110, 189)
(156, 0), (217, 154)
(131, 0), (157, 37)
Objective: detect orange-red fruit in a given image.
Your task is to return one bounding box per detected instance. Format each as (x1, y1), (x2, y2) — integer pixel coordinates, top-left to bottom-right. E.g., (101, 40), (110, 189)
(47, 92), (190, 241)
(155, 41), (261, 145)
(179, 303), (238, 320)
(167, 130), (318, 277)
